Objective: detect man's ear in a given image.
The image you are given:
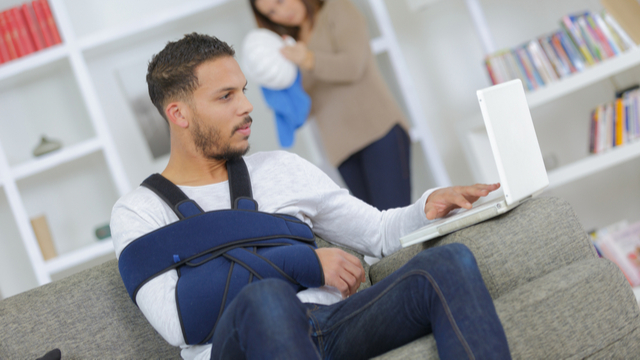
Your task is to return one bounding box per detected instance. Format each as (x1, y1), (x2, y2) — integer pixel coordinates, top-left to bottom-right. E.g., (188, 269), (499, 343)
(165, 102), (190, 129)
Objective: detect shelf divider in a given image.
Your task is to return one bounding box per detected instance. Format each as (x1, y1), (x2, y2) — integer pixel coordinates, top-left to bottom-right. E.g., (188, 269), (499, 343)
(12, 138), (103, 181)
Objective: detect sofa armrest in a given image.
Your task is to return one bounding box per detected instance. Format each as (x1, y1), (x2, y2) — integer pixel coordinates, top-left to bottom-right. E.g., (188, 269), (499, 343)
(370, 197), (597, 299)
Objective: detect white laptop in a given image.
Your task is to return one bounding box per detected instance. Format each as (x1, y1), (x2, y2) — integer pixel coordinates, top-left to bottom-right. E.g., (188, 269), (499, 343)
(400, 79), (549, 248)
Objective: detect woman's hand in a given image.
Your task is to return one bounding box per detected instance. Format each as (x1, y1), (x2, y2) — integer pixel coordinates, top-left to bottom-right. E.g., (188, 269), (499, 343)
(281, 42), (315, 70)
(424, 183), (501, 220)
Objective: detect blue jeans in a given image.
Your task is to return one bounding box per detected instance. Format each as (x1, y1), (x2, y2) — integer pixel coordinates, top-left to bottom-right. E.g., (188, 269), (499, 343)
(210, 243), (511, 360)
(338, 124), (411, 211)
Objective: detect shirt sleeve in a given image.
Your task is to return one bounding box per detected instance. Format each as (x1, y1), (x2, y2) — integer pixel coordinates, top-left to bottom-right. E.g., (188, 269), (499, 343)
(303, 0), (371, 84)
(110, 190), (186, 347)
(289, 154), (437, 258)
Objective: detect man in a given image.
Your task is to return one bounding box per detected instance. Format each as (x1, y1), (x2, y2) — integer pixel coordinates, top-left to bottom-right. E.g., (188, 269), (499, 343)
(111, 33), (511, 360)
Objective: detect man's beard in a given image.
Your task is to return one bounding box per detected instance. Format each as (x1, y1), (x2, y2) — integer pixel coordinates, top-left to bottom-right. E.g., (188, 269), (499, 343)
(191, 115), (252, 161)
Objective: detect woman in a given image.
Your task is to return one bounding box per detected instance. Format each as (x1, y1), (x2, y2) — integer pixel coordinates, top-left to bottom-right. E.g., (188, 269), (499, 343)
(250, 0), (414, 210)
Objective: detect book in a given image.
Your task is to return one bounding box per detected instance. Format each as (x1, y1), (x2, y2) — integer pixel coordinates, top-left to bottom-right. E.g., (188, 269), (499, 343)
(22, 3), (45, 51)
(5, 9), (26, 57)
(12, 7), (35, 55)
(539, 36), (570, 78)
(597, 221), (640, 287)
(585, 13), (615, 57)
(0, 11), (18, 60)
(528, 40), (558, 83)
(484, 57), (498, 85)
(32, 1), (53, 47)
(39, 0), (61, 44)
(561, 15), (596, 66)
(575, 14), (604, 61)
(603, 11), (636, 50)
(551, 32), (578, 73)
(504, 50), (530, 89)
(589, 109), (596, 153)
(597, 104), (606, 153)
(601, 0), (640, 45)
(514, 47), (541, 89)
(30, 215), (57, 261)
(0, 27), (9, 63)
(592, 12), (622, 55)
(558, 29), (586, 72)
(615, 97), (625, 146)
(606, 102), (614, 148)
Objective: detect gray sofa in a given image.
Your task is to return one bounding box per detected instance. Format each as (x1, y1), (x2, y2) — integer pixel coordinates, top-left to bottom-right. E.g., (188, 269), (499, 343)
(1, 197), (639, 359)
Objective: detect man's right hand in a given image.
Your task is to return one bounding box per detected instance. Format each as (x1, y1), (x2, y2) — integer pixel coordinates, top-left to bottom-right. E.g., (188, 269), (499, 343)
(315, 248), (366, 299)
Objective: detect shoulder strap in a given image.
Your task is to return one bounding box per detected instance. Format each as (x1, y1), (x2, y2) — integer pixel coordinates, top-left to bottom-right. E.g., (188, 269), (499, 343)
(227, 158), (258, 211)
(141, 174), (204, 219)
(140, 158), (257, 218)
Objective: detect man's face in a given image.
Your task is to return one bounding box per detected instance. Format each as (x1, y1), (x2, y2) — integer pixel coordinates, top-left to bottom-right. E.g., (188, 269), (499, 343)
(188, 56), (254, 161)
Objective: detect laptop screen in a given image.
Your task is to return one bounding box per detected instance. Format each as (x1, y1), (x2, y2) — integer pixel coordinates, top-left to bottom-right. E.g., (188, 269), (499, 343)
(476, 79), (549, 205)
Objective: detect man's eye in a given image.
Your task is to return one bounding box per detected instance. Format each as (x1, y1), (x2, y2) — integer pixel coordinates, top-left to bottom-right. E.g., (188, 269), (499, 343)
(221, 93), (230, 100)
(242, 87), (248, 93)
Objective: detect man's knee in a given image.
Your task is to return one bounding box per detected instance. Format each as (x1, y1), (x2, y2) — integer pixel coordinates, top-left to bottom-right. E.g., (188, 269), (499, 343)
(233, 278), (299, 317)
(412, 243), (480, 276)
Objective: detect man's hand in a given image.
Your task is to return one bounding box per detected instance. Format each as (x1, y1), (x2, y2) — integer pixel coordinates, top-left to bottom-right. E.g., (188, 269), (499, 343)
(315, 248), (365, 298)
(424, 183), (501, 220)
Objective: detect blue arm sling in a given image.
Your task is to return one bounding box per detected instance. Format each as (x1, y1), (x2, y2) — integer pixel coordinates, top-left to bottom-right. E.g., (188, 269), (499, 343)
(118, 158), (324, 345)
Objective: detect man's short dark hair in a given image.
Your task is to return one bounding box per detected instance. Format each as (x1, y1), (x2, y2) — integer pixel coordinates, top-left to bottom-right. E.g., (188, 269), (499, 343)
(147, 33), (235, 120)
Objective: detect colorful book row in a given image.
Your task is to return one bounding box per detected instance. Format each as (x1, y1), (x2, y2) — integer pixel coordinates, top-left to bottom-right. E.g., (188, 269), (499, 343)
(592, 220), (640, 287)
(0, 0), (62, 65)
(589, 88), (640, 154)
(485, 10), (636, 91)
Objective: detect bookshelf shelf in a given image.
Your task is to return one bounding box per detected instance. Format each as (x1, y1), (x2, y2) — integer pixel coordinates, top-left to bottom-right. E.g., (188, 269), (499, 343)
(548, 141), (640, 189)
(0, 44), (69, 83)
(527, 47), (640, 109)
(77, 0), (233, 54)
(45, 239), (114, 274)
(12, 138), (103, 181)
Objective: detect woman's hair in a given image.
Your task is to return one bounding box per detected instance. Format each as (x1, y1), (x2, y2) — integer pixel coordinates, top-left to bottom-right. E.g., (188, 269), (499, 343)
(249, 0), (324, 40)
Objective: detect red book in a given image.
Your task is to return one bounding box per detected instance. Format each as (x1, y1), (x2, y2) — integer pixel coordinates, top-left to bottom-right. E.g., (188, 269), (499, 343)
(22, 4), (45, 51)
(39, 0), (61, 44)
(31, 1), (53, 47)
(0, 11), (19, 59)
(5, 10), (26, 57)
(0, 34), (8, 63)
(0, 12), (18, 61)
(12, 7), (35, 54)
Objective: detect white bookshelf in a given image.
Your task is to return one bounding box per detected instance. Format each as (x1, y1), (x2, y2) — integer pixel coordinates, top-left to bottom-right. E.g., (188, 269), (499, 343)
(0, 0), (132, 298)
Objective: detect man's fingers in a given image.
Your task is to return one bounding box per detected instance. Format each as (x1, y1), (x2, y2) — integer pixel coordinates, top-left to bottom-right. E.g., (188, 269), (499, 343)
(339, 271), (358, 297)
(452, 191), (472, 210)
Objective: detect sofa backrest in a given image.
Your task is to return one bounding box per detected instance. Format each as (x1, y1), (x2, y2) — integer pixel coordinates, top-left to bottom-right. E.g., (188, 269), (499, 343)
(0, 259), (181, 359)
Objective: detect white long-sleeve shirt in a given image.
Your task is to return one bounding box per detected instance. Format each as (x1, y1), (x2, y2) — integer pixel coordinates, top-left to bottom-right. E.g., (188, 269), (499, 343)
(111, 150), (435, 360)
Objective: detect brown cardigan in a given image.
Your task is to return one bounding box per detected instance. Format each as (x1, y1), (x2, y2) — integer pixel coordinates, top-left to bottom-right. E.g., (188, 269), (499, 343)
(302, 0), (409, 167)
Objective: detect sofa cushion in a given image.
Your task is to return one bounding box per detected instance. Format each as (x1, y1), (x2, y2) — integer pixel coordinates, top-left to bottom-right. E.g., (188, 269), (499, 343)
(0, 259), (180, 360)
